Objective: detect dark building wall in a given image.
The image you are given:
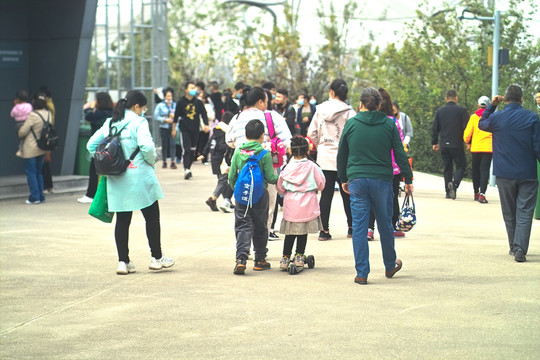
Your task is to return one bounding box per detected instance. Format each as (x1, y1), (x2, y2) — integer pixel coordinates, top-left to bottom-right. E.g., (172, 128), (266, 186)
(0, 0), (97, 176)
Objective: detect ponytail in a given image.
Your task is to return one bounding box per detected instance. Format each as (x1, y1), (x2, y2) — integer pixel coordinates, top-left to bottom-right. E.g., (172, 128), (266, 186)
(330, 79), (348, 102)
(240, 86), (266, 109)
(111, 90), (147, 122)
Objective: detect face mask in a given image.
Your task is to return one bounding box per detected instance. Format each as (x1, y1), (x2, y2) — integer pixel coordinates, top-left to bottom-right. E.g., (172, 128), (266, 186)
(309, 99), (317, 105)
(189, 89), (197, 97)
(537, 104), (540, 110)
(298, 100), (304, 106)
(236, 94), (241, 99)
(272, 94), (276, 99)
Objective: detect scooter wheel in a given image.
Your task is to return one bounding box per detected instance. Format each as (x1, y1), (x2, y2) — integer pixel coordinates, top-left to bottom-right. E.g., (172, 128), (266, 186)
(307, 255), (315, 269)
(289, 265), (297, 275)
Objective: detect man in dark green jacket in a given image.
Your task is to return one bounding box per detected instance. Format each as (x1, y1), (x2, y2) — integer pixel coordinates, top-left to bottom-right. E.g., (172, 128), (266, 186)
(337, 87), (413, 285)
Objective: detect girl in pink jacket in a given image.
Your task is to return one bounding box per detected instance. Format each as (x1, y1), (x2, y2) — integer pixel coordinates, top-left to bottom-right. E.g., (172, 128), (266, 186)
(277, 136), (326, 270)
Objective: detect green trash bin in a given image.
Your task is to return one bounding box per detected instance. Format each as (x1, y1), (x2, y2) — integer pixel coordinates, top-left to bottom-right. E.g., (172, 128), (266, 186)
(75, 124), (92, 175)
(535, 161), (540, 220)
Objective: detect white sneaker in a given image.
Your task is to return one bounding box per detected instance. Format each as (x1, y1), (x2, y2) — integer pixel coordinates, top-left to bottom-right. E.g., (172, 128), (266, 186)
(149, 256), (175, 270)
(116, 261), (136, 275)
(25, 200), (41, 205)
(219, 199), (233, 213)
(77, 195), (93, 204)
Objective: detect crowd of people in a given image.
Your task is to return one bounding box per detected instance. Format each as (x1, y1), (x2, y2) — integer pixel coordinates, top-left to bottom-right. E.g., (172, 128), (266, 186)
(11, 80), (539, 282)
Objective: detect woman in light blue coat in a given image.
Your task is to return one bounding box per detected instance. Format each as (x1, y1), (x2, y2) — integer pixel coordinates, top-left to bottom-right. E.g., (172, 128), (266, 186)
(87, 90), (174, 275)
(153, 87), (177, 169)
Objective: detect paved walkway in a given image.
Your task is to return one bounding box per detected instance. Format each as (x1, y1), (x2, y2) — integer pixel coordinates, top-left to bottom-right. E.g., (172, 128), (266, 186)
(1, 163), (539, 359)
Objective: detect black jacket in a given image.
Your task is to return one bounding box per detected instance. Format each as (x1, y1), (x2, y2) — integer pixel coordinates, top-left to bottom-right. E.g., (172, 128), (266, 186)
(174, 96), (208, 133)
(84, 108), (113, 134)
(203, 127), (229, 175)
(209, 92), (224, 121)
(276, 102), (297, 135)
(432, 101), (469, 148)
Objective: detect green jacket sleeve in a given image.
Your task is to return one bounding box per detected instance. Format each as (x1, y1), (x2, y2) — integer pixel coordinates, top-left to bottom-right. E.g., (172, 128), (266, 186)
(337, 123), (350, 183)
(228, 152), (239, 189)
(392, 125), (413, 184)
(262, 152), (278, 185)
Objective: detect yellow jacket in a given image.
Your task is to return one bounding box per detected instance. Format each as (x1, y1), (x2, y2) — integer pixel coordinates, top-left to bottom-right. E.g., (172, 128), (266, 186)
(463, 109), (492, 153)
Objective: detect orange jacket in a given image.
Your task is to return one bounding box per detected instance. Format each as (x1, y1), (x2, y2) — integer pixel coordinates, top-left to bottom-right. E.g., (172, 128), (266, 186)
(463, 108), (492, 153)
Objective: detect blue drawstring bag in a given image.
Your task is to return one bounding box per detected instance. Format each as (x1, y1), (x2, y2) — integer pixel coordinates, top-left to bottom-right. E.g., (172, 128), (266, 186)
(234, 150), (268, 216)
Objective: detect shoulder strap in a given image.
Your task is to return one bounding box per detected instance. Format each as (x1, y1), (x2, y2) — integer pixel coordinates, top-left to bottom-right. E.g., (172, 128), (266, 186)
(30, 111), (49, 142)
(109, 120), (140, 160)
(252, 149), (268, 162)
(264, 112), (275, 138)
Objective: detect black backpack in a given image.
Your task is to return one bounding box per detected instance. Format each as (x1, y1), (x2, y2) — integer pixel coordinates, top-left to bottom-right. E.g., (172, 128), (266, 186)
(31, 111), (59, 151)
(94, 121), (140, 175)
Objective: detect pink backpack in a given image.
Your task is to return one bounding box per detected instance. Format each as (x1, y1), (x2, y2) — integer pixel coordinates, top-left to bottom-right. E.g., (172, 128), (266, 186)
(264, 112), (286, 167)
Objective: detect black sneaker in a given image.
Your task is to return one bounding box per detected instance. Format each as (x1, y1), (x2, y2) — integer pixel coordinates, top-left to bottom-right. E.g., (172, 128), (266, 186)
(268, 231), (279, 241)
(234, 258), (247, 275)
(514, 248), (526, 262)
(347, 227), (353, 238)
(253, 259), (271, 271)
(318, 230), (332, 241)
(206, 197), (219, 212)
(447, 182), (456, 200)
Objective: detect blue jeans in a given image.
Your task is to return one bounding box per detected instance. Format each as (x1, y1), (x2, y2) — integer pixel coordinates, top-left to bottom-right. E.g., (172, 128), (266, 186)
(349, 178), (397, 278)
(24, 155), (45, 202)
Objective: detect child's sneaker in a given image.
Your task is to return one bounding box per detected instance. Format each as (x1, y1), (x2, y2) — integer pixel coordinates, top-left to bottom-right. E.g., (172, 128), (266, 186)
(253, 258), (271, 271)
(293, 254), (304, 268)
(347, 227), (353, 238)
(116, 261), (136, 275)
(149, 256), (175, 270)
(234, 258), (247, 275)
(367, 228), (374, 241)
(206, 197), (219, 211)
(280, 256), (290, 270)
(219, 199), (233, 213)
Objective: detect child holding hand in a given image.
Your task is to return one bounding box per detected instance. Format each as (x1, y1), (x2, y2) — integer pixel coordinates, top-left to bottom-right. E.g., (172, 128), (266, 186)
(277, 136), (326, 270)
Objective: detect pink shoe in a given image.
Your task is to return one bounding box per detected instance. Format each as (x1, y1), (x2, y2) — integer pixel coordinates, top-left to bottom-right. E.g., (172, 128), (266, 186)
(367, 228), (374, 241)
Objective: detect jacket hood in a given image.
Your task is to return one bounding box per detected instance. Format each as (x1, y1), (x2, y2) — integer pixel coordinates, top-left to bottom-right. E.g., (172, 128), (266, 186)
(281, 159), (314, 186)
(353, 110), (389, 126)
(237, 141), (265, 161)
(316, 99), (354, 122)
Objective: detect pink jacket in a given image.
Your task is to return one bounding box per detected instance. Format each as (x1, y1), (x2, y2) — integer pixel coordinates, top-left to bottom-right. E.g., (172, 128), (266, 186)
(277, 158), (326, 223)
(10, 103), (33, 122)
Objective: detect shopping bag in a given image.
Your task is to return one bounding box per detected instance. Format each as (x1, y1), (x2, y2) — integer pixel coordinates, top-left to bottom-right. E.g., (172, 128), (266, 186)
(88, 176), (114, 223)
(396, 193), (415, 232)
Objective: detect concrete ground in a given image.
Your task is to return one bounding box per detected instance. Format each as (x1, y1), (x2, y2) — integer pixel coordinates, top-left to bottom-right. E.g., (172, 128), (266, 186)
(1, 162), (539, 359)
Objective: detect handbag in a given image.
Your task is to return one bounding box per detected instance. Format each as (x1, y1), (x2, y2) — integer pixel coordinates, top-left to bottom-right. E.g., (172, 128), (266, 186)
(396, 193), (416, 232)
(88, 176), (114, 223)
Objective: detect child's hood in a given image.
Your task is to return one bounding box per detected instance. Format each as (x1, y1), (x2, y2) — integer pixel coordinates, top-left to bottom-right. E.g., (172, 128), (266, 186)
(237, 141), (265, 161)
(280, 159), (315, 186)
(12, 103), (33, 118)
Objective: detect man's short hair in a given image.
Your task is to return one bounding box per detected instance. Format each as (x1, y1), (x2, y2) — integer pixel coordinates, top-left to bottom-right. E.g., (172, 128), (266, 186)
(505, 85), (523, 103)
(245, 119), (265, 140)
(276, 88), (288, 97)
(445, 90), (457, 99)
(234, 82), (245, 91)
(262, 81), (276, 90)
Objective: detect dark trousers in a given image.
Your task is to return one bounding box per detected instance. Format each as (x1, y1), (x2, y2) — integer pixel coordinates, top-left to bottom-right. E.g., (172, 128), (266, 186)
(159, 127), (176, 162)
(368, 174), (401, 230)
(471, 152), (492, 194)
(234, 190), (269, 260)
(43, 156), (53, 190)
(440, 147), (466, 191)
(85, 158), (98, 198)
(212, 173), (233, 200)
(283, 234), (308, 257)
(319, 170), (352, 231)
(181, 130), (198, 170)
(496, 177), (538, 255)
(115, 201), (162, 263)
(197, 131), (210, 160)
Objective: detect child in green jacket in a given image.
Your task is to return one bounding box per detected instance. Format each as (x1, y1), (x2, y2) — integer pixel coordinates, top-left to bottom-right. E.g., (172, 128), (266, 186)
(228, 120), (278, 275)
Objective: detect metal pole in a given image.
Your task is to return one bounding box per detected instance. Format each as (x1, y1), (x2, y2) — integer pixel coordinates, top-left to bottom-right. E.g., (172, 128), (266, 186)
(489, 10), (501, 187)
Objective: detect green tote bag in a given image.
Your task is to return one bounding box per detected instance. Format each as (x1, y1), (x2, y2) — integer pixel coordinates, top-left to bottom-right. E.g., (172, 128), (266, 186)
(88, 176), (114, 223)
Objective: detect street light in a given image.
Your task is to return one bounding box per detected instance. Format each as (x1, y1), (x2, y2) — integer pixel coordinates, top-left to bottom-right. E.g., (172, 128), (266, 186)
(459, 8), (502, 187)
